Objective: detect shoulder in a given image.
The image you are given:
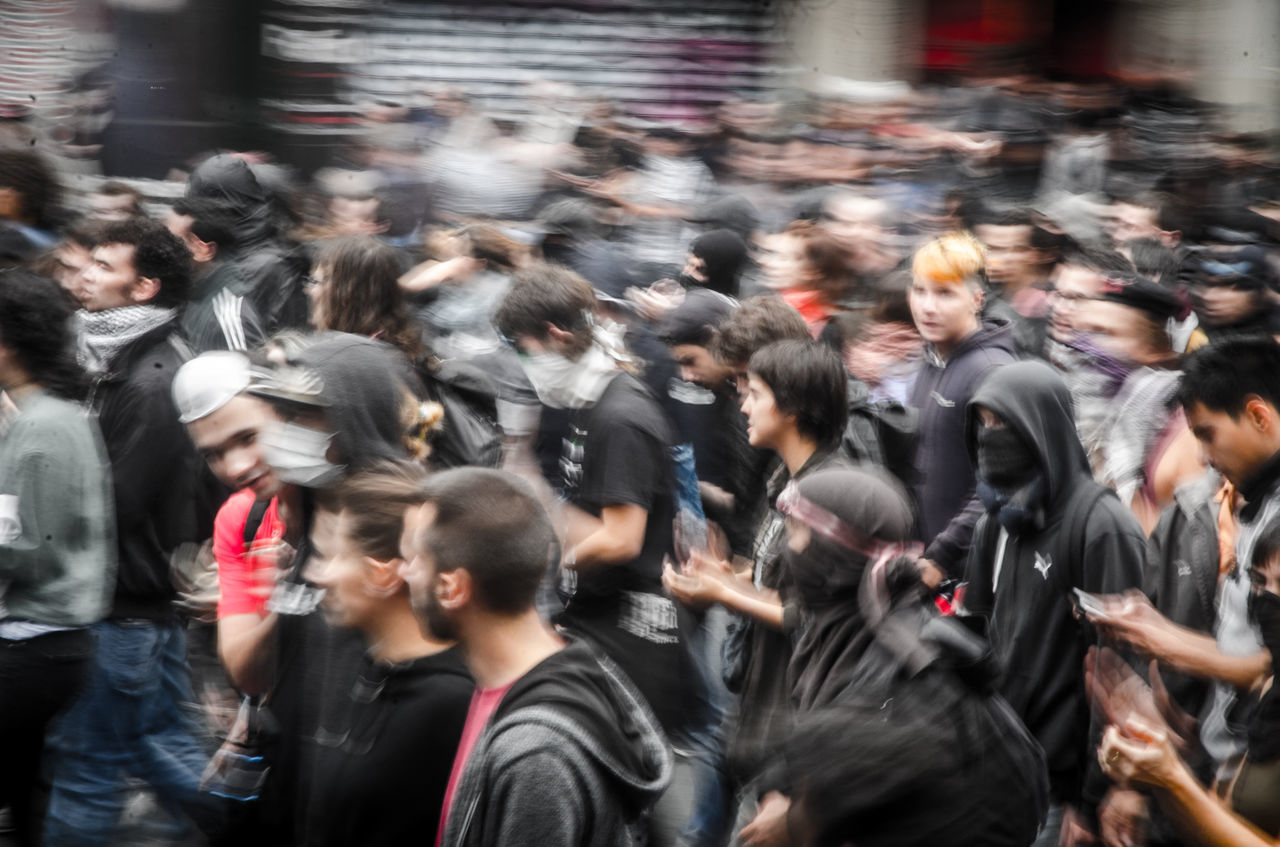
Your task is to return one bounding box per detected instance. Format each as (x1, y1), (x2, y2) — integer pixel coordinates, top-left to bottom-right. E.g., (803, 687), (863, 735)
(593, 375), (672, 440)
(214, 489), (257, 533)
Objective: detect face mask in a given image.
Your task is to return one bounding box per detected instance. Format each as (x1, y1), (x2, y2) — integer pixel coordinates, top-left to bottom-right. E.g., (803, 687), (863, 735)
(1249, 590), (1280, 658)
(976, 425), (1039, 490)
(259, 421), (345, 488)
(1066, 333), (1132, 395)
(520, 343), (619, 409)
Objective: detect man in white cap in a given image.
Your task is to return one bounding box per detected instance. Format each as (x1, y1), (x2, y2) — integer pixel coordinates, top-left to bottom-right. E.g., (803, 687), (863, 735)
(172, 351), (288, 696)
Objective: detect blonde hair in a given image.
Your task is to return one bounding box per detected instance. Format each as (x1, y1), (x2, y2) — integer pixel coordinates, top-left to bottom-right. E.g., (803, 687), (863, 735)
(912, 231), (986, 288)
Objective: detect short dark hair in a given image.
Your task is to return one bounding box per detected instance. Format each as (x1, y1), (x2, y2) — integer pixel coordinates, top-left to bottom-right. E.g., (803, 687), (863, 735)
(97, 218), (192, 307)
(417, 468), (557, 615)
(712, 295), (810, 367)
(336, 461), (428, 562)
(171, 197), (239, 252)
(494, 262), (596, 357)
(1250, 518), (1280, 571)
(1120, 237), (1178, 283)
(748, 339), (848, 446)
(1059, 246), (1134, 276)
(0, 270), (87, 401)
(1176, 339), (1280, 417)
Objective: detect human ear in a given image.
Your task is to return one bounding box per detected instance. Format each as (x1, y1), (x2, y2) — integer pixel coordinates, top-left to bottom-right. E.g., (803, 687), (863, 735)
(363, 556), (404, 599)
(436, 568), (471, 610)
(130, 275), (161, 305)
(1245, 396), (1274, 433)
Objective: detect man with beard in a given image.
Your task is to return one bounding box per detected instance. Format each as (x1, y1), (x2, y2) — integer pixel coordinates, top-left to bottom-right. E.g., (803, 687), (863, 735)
(400, 468), (671, 847)
(962, 361), (1147, 846)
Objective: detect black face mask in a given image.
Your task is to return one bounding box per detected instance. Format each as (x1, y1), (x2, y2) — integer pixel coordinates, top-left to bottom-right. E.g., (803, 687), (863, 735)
(1249, 590), (1280, 658)
(976, 425), (1040, 491)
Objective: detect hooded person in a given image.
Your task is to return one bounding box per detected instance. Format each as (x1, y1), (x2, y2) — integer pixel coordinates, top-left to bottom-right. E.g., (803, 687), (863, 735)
(186, 154), (309, 334)
(680, 229), (749, 298)
(238, 332), (422, 844)
(741, 466), (1048, 847)
(778, 467), (915, 712)
(1184, 246), (1278, 344)
(961, 360), (1147, 842)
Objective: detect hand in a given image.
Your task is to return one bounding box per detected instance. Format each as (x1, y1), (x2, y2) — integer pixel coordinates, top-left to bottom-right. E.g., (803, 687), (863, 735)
(1098, 719), (1184, 791)
(662, 558), (723, 610)
(624, 283), (684, 322)
(740, 791), (792, 847)
(1059, 804), (1098, 846)
(1085, 646), (1169, 737)
(1089, 591), (1174, 658)
(1098, 787), (1148, 847)
(917, 558), (946, 590)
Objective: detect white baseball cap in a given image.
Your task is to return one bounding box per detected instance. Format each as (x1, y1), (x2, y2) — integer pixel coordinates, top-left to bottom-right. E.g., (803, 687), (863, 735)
(172, 351), (252, 424)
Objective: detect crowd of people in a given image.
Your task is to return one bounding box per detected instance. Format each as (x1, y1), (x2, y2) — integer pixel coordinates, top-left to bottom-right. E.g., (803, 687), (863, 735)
(0, 69), (1279, 847)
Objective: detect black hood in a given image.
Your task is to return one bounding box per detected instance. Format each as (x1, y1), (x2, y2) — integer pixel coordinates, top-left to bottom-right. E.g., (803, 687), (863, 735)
(298, 332), (414, 472)
(186, 154), (277, 250)
(493, 640), (670, 811)
(966, 360), (1091, 509)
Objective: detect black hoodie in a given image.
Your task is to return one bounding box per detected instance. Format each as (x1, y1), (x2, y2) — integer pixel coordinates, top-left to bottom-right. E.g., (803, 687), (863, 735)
(186, 154), (309, 333)
(908, 317), (1018, 576)
(962, 361), (1147, 808)
(441, 640), (671, 847)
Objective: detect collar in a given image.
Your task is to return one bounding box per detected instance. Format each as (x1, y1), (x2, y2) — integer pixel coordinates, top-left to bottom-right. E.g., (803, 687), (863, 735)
(1238, 450), (1280, 522)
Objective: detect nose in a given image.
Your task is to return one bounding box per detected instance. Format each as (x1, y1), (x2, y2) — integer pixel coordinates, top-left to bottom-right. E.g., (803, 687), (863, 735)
(680, 365), (696, 384)
(224, 446), (258, 486)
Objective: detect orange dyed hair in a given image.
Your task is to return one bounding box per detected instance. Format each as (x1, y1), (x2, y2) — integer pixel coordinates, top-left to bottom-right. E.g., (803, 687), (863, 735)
(911, 231), (986, 288)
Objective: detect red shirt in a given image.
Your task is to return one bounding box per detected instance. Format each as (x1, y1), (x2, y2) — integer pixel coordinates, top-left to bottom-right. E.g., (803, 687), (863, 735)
(435, 683), (514, 847)
(212, 488), (285, 619)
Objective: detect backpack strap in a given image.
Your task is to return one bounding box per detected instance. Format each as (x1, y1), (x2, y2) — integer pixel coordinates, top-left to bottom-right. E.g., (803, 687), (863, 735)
(1052, 479), (1111, 598)
(243, 499), (270, 548)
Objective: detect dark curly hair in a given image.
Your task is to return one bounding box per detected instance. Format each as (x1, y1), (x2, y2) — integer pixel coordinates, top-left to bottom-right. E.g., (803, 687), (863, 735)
(0, 271), (87, 400)
(0, 150), (60, 229)
(97, 218), (192, 307)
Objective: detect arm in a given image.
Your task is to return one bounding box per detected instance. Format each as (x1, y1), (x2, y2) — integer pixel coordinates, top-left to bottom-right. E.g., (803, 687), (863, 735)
(663, 553), (786, 630)
(563, 503), (646, 569)
(218, 612), (277, 696)
(99, 369), (191, 533)
(924, 493), (985, 579)
(1091, 593), (1272, 690)
(1101, 722), (1280, 847)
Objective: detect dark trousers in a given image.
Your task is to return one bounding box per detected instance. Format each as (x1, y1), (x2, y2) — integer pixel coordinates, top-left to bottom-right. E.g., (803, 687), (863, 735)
(0, 628), (93, 847)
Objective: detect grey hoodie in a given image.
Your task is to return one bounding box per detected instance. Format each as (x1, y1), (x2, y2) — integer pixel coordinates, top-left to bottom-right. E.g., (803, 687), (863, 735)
(442, 640), (671, 847)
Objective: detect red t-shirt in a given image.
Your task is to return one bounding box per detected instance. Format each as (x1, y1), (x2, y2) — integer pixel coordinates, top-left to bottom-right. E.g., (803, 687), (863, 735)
(435, 682), (514, 847)
(213, 488), (285, 619)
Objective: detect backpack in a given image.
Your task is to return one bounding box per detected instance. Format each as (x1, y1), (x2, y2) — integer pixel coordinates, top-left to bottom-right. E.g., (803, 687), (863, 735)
(418, 360), (503, 470)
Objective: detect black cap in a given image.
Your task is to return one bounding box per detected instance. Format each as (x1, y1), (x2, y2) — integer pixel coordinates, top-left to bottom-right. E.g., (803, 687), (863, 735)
(657, 288), (737, 347)
(1190, 246), (1278, 292)
(1099, 272), (1185, 320)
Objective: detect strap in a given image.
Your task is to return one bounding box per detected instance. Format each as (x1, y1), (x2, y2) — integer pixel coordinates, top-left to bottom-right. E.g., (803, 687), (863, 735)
(1053, 480), (1110, 597)
(243, 499), (270, 547)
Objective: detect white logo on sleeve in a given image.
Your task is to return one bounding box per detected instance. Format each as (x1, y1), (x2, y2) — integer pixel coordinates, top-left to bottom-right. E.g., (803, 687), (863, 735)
(1033, 551), (1053, 580)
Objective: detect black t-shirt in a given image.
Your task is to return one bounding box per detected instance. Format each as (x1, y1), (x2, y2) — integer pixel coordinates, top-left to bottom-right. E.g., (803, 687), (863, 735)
(558, 373), (676, 603)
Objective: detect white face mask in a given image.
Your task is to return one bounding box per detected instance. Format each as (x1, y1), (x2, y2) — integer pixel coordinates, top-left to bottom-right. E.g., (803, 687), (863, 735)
(259, 421), (345, 488)
(520, 345), (619, 409)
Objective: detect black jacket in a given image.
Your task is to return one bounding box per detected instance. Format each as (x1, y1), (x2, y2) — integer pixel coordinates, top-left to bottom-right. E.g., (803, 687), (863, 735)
(180, 261), (265, 355)
(963, 361), (1147, 808)
(88, 320), (201, 619)
(441, 640), (671, 847)
(909, 318), (1018, 576)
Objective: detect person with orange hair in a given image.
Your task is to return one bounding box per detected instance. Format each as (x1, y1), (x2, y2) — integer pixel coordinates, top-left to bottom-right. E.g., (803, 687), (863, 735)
(906, 231), (1018, 588)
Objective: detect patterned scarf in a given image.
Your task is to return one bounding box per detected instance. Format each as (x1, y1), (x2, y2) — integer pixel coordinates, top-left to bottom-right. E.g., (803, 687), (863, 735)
(77, 305), (178, 375)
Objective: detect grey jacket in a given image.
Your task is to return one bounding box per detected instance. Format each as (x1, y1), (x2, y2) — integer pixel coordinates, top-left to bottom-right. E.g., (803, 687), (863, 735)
(0, 390), (115, 626)
(1146, 470), (1221, 718)
(442, 641), (671, 847)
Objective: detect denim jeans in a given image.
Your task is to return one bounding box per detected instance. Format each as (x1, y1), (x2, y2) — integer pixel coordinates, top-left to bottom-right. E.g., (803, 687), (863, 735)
(676, 605), (734, 847)
(44, 619), (222, 846)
